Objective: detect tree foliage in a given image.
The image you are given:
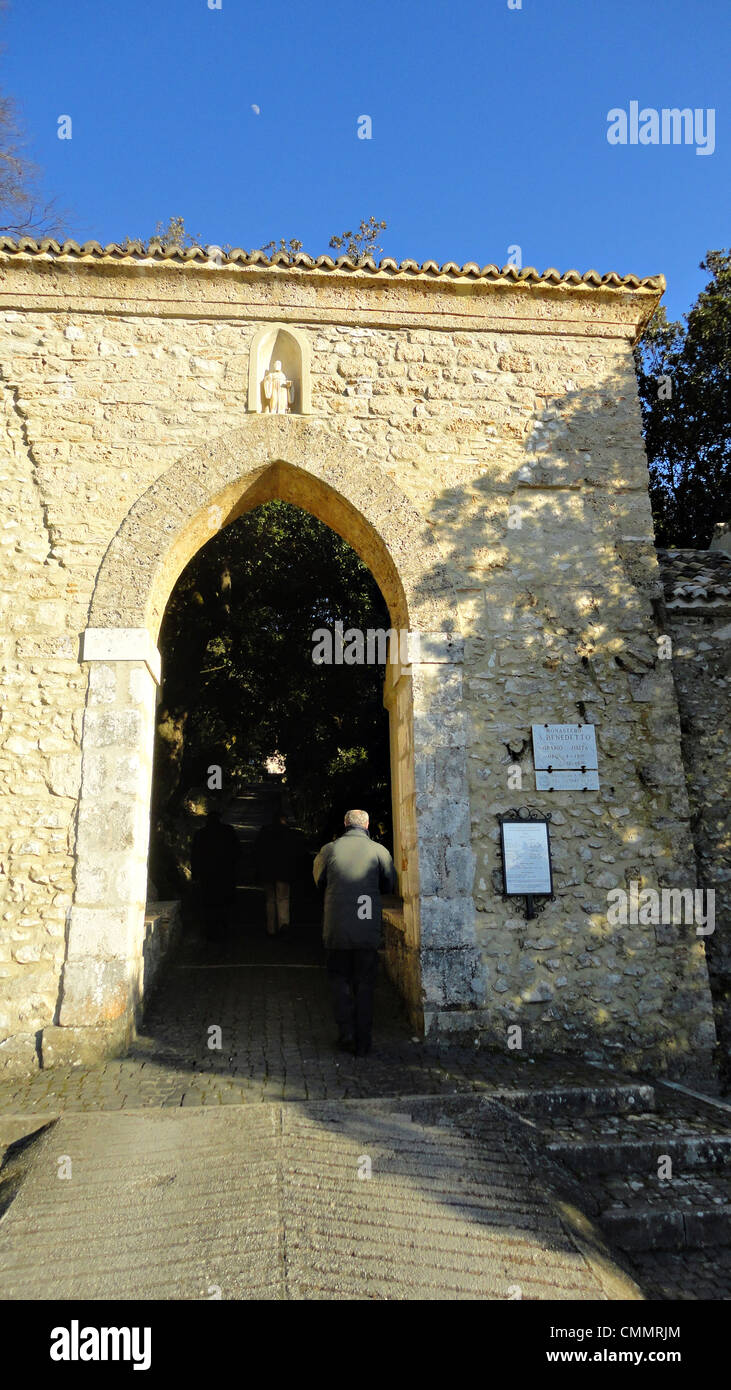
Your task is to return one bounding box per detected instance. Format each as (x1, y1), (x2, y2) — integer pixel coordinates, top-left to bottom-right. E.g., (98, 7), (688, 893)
(635, 250), (731, 547)
(151, 502), (393, 887)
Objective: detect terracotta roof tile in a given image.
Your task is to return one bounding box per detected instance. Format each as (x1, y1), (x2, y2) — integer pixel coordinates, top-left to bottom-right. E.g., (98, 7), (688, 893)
(0, 236), (664, 291)
(657, 549), (731, 612)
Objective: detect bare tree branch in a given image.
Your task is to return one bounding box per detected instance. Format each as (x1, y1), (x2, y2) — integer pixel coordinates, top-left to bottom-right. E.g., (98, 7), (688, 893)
(0, 86), (67, 238)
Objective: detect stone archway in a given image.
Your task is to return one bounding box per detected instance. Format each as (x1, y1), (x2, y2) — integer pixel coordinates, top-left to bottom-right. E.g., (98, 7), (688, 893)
(48, 417), (479, 1064)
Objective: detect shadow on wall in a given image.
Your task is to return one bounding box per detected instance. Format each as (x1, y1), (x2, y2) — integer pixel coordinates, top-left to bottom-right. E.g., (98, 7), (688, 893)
(410, 357), (719, 1081)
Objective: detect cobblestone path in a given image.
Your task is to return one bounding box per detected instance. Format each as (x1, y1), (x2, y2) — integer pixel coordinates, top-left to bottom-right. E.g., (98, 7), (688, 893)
(0, 916), (619, 1115)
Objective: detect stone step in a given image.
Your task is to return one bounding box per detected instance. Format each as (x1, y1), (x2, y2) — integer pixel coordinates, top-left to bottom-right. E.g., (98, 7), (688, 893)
(494, 1082), (656, 1120)
(530, 1106), (731, 1175)
(545, 1128), (731, 1176)
(598, 1172), (731, 1251)
(342, 1083), (657, 1130)
(328, 1094), (731, 1265)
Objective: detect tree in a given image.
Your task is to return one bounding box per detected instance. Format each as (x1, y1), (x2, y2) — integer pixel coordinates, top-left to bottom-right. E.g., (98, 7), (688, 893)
(0, 90), (62, 236)
(150, 501), (393, 890)
(635, 250), (731, 547)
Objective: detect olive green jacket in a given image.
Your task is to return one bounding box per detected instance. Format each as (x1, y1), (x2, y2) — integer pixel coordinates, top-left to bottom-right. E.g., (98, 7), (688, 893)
(313, 827), (396, 949)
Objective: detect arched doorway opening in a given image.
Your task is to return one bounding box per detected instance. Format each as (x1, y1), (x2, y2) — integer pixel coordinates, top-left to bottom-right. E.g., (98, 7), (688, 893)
(54, 418), (480, 1067)
(140, 495), (412, 1055)
(150, 500), (394, 945)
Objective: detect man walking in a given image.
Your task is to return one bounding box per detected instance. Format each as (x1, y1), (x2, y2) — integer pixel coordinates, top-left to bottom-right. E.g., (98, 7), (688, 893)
(254, 809), (306, 935)
(191, 808), (241, 941)
(313, 809), (396, 1057)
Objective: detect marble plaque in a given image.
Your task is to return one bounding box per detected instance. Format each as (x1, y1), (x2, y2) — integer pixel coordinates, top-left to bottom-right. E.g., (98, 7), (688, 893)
(535, 769), (600, 791)
(532, 723), (598, 771)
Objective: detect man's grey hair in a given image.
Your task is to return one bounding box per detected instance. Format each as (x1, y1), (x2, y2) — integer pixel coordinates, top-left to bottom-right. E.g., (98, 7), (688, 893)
(344, 809), (369, 829)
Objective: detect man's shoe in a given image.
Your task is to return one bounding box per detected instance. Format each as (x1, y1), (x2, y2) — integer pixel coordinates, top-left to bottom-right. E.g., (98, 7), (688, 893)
(354, 1041), (372, 1058)
(337, 1036), (355, 1054)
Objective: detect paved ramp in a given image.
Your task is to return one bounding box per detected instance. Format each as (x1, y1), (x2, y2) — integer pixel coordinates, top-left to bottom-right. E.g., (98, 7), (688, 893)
(0, 1101), (637, 1300)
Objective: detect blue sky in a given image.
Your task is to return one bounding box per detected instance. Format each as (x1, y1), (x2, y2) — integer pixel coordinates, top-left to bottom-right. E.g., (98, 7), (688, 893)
(3, 0), (728, 320)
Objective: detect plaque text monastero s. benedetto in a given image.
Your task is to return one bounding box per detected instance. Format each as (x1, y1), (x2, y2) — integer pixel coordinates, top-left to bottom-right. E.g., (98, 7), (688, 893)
(531, 723), (598, 771)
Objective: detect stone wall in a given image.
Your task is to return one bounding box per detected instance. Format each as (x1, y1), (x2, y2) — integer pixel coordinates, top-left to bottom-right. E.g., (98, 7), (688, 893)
(658, 548), (731, 1082)
(0, 244), (718, 1081)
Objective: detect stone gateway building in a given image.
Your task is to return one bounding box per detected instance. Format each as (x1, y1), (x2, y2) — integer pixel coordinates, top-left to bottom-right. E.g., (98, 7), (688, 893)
(0, 238), (720, 1084)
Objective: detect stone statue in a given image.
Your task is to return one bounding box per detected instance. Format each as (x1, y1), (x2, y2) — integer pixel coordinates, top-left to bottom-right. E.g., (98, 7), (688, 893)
(262, 360), (294, 414)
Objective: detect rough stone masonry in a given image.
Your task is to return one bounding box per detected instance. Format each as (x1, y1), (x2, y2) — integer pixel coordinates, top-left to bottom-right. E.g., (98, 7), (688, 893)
(0, 239), (718, 1083)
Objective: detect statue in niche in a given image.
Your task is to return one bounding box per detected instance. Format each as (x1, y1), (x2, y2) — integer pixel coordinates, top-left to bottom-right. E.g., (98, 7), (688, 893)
(262, 360), (294, 414)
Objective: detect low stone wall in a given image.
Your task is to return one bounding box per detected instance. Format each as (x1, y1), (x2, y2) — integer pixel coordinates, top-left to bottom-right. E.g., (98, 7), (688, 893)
(139, 900), (183, 1015)
(381, 897), (420, 1027)
(40, 900), (182, 1067)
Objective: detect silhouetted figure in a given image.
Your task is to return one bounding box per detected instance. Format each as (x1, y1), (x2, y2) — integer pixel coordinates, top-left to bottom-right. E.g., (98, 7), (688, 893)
(313, 808), (396, 1057)
(254, 811), (307, 935)
(191, 810), (240, 941)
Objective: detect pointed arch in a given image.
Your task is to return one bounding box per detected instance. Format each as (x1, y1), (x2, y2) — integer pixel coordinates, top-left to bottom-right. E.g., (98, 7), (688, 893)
(88, 415), (456, 640)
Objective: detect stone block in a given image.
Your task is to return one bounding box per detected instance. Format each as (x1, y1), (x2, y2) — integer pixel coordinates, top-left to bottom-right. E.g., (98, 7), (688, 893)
(419, 896), (476, 949)
(86, 663), (117, 704)
(413, 710), (468, 748)
(627, 672), (669, 703)
(76, 796), (147, 855)
(65, 906), (138, 960)
(46, 754), (82, 799)
(415, 844), (441, 896)
(0, 1031), (40, 1073)
(434, 746), (469, 797)
(80, 748), (148, 798)
(413, 755), (436, 796)
(58, 957), (132, 1026)
(82, 709), (144, 749)
(41, 1019), (130, 1067)
(421, 945), (484, 1007)
(416, 794), (471, 842)
(520, 981), (554, 1004)
(73, 862), (110, 903)
(412, 666), (464, 706)
(444, 845), (476, 897)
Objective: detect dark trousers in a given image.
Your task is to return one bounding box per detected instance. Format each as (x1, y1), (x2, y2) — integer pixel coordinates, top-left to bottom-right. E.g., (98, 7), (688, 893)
(327, 948), (379, 1049)
(196, 881), (234, 941)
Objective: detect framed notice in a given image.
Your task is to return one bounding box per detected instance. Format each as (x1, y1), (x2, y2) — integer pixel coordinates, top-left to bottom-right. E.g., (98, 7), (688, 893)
(499, 816), (553, 898)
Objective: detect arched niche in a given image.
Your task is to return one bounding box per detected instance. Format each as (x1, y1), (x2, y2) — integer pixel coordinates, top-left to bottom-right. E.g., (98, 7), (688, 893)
(247, 323), (311, 415)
